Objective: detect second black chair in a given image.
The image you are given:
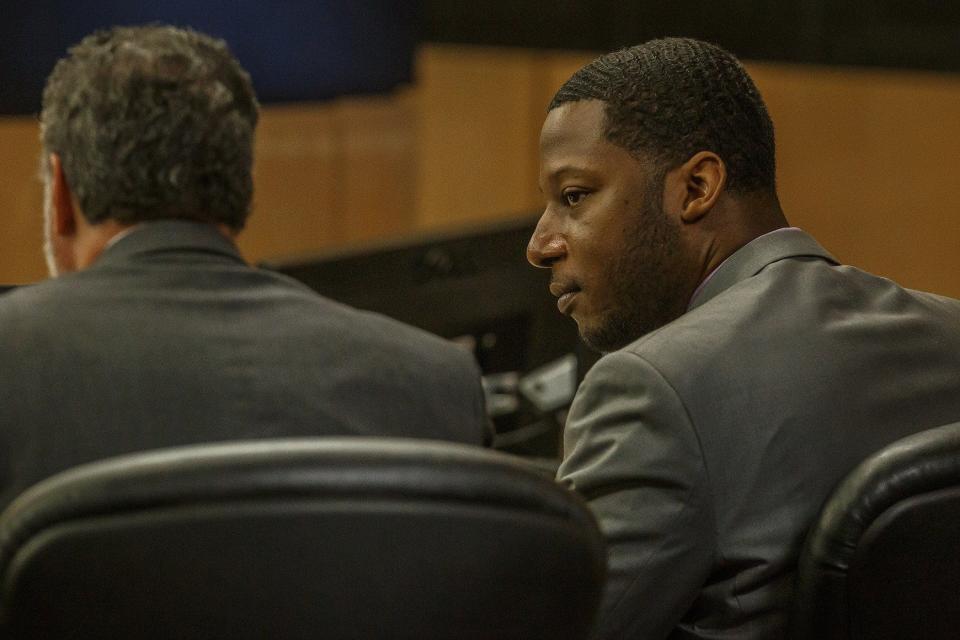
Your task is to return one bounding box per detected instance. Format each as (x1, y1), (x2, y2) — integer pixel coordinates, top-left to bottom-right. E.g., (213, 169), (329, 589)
(791, 420), (960, 639)
(0, 437), (606, 640)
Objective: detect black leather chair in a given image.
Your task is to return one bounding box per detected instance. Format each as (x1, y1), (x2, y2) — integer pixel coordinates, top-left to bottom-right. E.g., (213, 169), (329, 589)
(0, 438), (605, 639)
(791, 420), (960, 639)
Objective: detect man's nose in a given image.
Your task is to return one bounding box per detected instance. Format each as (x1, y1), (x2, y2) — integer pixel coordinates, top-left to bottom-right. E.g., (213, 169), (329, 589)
(527, 216), (566, 268)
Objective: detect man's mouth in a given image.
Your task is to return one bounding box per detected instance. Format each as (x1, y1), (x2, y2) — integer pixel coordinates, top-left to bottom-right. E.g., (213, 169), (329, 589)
(549, 282), (580, 315)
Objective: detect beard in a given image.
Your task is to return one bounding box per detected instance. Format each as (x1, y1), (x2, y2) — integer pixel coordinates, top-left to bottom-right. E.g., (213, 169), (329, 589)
(578, 184), (688, 353)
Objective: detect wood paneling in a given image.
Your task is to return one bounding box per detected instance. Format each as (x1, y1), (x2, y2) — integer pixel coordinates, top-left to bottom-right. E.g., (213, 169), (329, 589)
(0, 116), (45, 283)
(751, 63), (960, 296)
(239, 92), (418, 263)
(413, 46), (544, 228)
(240, 103), (342, 261)
(1, 45), (958, 299)
(333, 91), (418, 244)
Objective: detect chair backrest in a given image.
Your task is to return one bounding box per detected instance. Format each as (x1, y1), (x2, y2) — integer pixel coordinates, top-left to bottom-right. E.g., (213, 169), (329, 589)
(0, 438), (606, 640)
(791, 420), (960, 639)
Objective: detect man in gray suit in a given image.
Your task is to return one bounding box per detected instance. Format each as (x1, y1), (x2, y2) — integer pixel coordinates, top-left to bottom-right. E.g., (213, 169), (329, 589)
(0, 25), (489, 508)
(527, 37), (960, 638)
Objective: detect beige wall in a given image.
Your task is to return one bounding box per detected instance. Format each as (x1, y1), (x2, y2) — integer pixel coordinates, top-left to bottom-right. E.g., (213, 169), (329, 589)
(753, 63), (960, 296)
(1, 44), (959, 298)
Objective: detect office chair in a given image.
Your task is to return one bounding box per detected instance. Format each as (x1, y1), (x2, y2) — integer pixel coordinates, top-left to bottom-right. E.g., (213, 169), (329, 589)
(790, 420), (960, 639)
(0, 438), (605, 639)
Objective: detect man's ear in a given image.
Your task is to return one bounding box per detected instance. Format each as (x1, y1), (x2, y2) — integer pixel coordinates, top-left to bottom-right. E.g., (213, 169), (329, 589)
(48, 153), (77, 237)
(675, 151), (727, 224)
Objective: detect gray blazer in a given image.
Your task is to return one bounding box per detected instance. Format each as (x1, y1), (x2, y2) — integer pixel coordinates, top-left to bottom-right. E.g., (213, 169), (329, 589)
(0, 221), (490, 508)
(559, 228), (960, 639)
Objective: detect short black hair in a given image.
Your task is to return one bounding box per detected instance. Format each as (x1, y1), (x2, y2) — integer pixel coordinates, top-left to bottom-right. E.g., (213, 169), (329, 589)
(41, 25), (259, 230)
(550, 37), (776, 194)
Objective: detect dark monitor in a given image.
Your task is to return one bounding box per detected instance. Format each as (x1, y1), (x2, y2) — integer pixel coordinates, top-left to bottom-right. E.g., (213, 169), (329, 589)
(261, 215), (597, 460)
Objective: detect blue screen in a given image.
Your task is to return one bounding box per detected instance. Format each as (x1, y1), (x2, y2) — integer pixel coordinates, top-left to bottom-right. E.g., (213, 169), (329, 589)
(0, 1), (417, 114)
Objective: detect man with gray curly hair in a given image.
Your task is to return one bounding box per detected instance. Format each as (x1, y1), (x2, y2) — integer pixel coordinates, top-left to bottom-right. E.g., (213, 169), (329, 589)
(39, 25), (259, 275)
(0, 25), (490, 507)
(528, 37), (960, 638)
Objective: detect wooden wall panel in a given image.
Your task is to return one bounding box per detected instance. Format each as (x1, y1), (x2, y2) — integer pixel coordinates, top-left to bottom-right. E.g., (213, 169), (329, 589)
(239, 104), (343, 262)
(333, 91), (418, 244)
(750, 63), (960, 296)
(413, 46), (544, 229)
(1, 45), (958, 300)
(239, 92), (418, 264)
(0, 117), (46, 283)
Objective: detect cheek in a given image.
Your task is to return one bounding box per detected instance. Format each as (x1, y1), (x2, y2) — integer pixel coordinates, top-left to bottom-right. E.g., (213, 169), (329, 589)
(570, 230), (622, 285)
(575, 260), (618, 319)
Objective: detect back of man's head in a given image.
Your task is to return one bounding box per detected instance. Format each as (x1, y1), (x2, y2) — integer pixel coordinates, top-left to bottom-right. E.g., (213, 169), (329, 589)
(550, 37), (776, 195)
(41, 25), (259, 231)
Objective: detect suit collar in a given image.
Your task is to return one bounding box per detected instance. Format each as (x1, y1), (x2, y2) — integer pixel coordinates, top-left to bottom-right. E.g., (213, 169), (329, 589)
(688, 227), (838, 311)
(95, 220), (245, 267)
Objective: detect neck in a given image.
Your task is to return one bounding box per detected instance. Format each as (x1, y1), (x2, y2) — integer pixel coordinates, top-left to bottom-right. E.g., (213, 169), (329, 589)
(694, 192), (789, 288)
(71, 219), (137, 270)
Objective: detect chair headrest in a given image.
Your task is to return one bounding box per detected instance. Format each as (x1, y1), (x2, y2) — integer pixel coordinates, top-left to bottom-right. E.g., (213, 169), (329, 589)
(0, 437), (599, 572)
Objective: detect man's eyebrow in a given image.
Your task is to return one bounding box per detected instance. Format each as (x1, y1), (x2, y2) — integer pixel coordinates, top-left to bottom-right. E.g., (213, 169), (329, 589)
(543, 164), (596, 182)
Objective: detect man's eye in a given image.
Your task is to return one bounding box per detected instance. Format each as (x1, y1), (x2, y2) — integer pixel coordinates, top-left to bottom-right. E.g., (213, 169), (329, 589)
(563, 190), (588, 206)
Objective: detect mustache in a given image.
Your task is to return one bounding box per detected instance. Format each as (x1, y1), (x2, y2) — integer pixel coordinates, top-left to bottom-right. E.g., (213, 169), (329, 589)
(549, 277), (581, 297)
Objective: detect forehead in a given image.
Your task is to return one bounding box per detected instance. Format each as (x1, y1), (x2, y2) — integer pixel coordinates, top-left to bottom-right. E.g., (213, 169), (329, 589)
(539, 99), (645, 180)
(539, 99), (608, 157)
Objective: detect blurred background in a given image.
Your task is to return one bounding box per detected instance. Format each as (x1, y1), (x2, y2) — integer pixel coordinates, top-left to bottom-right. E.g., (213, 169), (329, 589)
(1, 0), (959, 298)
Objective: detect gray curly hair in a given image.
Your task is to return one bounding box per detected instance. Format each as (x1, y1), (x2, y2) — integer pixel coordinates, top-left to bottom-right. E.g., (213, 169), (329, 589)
(40, 24), (259, 230)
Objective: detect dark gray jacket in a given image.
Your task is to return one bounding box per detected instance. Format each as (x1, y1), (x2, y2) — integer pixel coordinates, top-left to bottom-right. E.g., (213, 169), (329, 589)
(0, 221), (489, 508)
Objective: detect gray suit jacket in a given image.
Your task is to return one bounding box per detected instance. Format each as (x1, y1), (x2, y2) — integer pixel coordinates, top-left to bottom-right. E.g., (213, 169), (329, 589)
(0, 221), (490, 508)
(559, 228), (960, 639)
